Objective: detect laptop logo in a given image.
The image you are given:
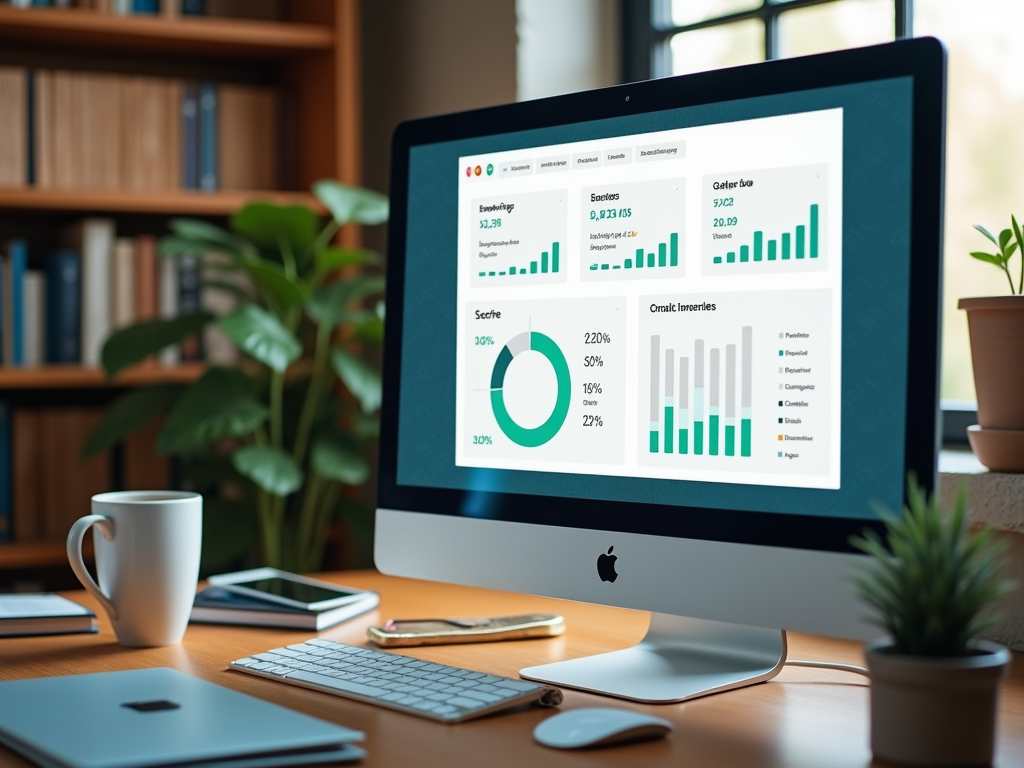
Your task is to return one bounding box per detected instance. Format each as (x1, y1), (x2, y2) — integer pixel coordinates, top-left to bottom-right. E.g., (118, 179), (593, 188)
(121, 700), (181, 713)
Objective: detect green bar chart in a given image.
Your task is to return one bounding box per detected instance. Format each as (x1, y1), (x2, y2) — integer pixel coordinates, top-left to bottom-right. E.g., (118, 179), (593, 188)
(471, 189), (568, 287)
(702, 164), (828, 276)
(582, 177), (686, 281)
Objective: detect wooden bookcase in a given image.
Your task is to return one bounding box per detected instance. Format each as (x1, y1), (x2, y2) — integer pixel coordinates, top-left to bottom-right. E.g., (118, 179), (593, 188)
(0, 0), (362, 576)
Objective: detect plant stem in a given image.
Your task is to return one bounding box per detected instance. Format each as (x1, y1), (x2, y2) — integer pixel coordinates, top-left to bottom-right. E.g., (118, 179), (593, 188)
(297, 473), (324, 569)
(278, 234), (297, 280)
(258, 489), (277, 566)
(270, 370), (284, 449)
(315, 220), (341, 254)
(1003, 264), (1015, 294)
(293, 322), (332, 466)
(309, 482), (340, 573)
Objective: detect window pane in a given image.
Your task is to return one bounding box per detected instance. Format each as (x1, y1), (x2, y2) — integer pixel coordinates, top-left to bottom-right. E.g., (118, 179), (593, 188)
(670, 0), (761, 27)
(916, 0), (1024, 401)
(669, 20), (764, 76)
(778, 0), (893, 59)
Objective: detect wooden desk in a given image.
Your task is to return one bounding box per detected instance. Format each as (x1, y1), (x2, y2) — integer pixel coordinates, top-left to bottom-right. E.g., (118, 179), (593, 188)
(2, 571), (1022, 767)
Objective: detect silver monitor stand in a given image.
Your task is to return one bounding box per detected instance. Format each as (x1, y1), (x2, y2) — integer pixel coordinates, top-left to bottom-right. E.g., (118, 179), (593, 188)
(520, 613), (787, 703)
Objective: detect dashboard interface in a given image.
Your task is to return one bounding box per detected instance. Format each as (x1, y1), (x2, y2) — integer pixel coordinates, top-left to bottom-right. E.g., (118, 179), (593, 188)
(455, 109), (842, 491)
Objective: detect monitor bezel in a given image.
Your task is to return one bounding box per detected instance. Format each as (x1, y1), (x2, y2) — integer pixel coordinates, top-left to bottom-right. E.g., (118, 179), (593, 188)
(377, 38), (945, 555)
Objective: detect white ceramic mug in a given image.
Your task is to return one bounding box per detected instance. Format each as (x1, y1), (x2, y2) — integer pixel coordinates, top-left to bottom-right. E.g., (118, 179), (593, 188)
(67, 491), (202, 647)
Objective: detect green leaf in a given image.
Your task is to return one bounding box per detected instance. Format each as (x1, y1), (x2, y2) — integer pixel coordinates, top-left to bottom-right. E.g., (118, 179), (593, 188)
(242, 261), (308, 310)
(354, 315), (384, 344)
(306, 276), (386, 329)
(232, 445), (304, 497)
(158, 368), (269, 453)
(315, 247), (380, 273)
(999, 228), (1013, 250)
(200, 278), (253, 303)
(200, 498), (257, 573)
(970, 251), (1002, 266)
(331, 349), (382, 414)
(82, 384), (183, 457)
(217, 305), (302, 374)
(101, 312), (214, 378)
(974, 224), (999, 246)
(311, 432), (371, 485)
(313, 180), (389, 226)
(231, 202), (319, 255)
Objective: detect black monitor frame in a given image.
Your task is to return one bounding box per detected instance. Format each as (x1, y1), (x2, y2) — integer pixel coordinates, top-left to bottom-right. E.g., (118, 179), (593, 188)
(378, 38), (946, 555)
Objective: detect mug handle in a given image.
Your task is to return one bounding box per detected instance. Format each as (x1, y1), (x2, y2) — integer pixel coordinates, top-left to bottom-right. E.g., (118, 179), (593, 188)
(66, 515), (118, 620)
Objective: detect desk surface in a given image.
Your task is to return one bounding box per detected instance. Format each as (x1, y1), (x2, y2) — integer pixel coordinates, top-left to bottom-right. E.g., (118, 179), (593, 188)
(2, 571), (1022, 768)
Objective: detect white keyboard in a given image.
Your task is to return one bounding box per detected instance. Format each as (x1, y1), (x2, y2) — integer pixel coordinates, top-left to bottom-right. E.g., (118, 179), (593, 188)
(230, 639), (563, 723)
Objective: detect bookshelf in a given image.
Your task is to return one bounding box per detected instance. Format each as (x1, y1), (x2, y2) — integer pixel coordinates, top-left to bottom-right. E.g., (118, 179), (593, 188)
(0, 0), (362, 575)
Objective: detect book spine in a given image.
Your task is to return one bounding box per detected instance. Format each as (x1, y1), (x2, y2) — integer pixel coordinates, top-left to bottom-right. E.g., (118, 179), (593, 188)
(132, 0), (159, 12)
(5, 239), (26, 366)
(159, 249), (180, 367)
(0, 401), (10, 543)
(134, 235), (157, 322)
(80, 219), (114, 367)
(182, 82), (198, 190)
(23, 271), (44, 367)
(44, 250), (81, 364)
(25, 69), (34, 186)
(12, 408), (40, 541)
(111, 237), (135, 330)
(198, 82), (217, 192)
(180, 0), (204, 15)
(177, 254), (202, 361)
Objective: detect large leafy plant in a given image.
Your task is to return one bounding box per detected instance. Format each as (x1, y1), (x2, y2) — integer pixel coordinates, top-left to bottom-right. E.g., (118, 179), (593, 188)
(86, 181), (387, 573)
(851, 476), (1015, 656)
(971, 216), (1024, 294)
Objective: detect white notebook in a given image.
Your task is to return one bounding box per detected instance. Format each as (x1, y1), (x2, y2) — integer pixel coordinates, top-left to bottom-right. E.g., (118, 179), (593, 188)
(0, 594), (96, 637)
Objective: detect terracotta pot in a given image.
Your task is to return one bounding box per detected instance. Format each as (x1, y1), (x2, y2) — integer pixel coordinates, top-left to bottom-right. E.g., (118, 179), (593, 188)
(865, 638), (1011, 767)
(958, 296), (1024, 471)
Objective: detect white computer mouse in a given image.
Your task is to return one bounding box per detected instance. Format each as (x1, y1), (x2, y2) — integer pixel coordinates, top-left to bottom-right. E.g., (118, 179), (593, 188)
(533, 707), (673, 749)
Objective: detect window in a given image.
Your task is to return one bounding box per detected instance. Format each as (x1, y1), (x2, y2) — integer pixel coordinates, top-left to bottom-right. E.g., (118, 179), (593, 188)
(625, 0), (1024, 442)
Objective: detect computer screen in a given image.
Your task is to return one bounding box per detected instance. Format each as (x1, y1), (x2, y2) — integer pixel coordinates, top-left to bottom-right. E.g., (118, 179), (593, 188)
(377, 39), (944, 680)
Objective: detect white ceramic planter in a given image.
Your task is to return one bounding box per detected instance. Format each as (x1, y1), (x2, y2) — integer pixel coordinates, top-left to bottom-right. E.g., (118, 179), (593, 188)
(865, 638), (1011, 767)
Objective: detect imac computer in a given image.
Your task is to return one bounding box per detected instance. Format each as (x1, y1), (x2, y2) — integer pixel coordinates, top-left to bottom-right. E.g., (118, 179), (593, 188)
(376, 38), (946, 703)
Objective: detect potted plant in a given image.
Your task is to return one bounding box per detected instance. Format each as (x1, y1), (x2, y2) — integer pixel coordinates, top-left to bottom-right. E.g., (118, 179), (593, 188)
(852, 477), (1015, 767)
(959, 217), (1024, 471)
(85, 180), (388, 574)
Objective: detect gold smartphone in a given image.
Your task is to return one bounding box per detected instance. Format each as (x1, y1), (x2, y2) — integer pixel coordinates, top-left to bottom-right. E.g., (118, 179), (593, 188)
(367, 614), (564, 647)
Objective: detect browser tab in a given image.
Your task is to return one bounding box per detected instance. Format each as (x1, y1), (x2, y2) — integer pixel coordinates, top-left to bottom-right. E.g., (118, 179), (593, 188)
(637, 141), (686, 162)
(573, 151), (602, 169)
(537, 155), (570, 173)
(604, 148), (632, 166)
(500, 160), (534, 178)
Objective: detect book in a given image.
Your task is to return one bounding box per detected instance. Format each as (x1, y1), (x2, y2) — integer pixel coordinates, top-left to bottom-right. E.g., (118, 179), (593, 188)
(0, 594), (97, 637)
(190, 587), (380, 631)
(218, 84), (278, 190)
(202, 253), (242, 365)
(63, 219), (114, 367)
(182, 81), (199, 189)
(12, 407), (41, 541)
(198, 82), (217, 191)
(111, 237), (135, 330)
(2, 239), (27, 366)
(180, 0), (203, 14)
(32, 69), (52, 188)
(43, 250), (81, 363)
(134, 234), (158, 323)
(159, 248), (180, 366)
(39, 407), (109, 538)
(22, 270), (44, 366)
(0, 67), (26, 188)
(132, 0), (159, 13)
(0, 402), (10, 543)
(177, 253), (202, 361)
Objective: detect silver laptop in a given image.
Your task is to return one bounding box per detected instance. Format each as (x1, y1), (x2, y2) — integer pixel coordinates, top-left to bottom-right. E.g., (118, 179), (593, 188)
(0, 667), (365, 768)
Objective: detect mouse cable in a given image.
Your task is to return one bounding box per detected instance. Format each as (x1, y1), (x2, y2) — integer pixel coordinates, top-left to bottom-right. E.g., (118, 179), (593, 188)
(784, 659), (870, 677)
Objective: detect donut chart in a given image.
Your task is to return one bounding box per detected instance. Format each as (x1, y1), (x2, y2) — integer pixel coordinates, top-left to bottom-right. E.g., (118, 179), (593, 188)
(489, 331), (571, 447)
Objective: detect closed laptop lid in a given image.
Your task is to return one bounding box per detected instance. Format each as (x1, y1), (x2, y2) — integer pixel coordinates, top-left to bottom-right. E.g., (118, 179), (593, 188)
(0, 667), (363, 768)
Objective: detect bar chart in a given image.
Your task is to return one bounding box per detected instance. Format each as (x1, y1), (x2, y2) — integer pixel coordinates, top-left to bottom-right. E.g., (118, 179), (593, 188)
(581, 178), (686, 281)
(701, 164), (829, 276)
(637, 289), (838, 485)
(470, 189), (568, 287)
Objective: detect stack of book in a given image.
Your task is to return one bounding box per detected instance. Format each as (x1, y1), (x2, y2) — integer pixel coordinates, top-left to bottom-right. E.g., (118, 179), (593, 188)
(191, 587), (380, 631)
(1, 1), (282, 22)
(0, 594), (97, 637)
(0, 67), (283, 192)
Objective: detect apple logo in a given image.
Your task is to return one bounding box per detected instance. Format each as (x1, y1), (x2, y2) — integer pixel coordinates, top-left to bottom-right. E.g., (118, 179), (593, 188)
(597, 546), (618, 583)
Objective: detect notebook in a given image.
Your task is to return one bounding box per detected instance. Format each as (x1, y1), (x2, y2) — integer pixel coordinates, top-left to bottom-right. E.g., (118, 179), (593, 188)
(0, 667), (366, 768)
(0, 594), (97, 637)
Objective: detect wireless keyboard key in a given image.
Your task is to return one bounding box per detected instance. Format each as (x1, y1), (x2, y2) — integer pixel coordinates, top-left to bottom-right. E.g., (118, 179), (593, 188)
(287, 670), (388, 698)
